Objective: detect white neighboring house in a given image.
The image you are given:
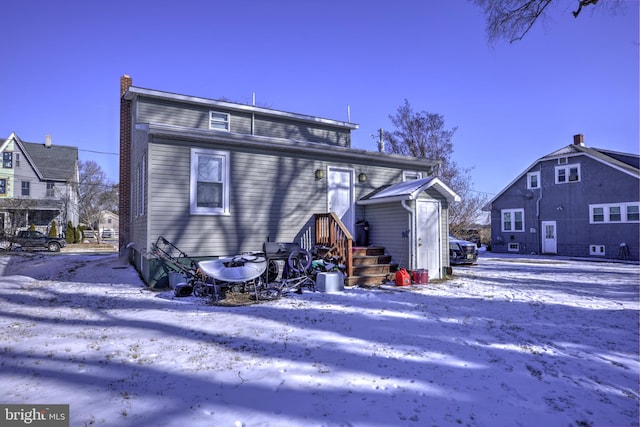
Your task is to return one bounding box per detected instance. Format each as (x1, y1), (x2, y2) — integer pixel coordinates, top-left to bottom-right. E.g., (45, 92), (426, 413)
(98, 210), (119, 239)
(0, 132), (79, 236)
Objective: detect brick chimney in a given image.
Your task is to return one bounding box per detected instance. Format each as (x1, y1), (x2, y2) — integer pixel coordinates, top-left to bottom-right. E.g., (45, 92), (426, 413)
(119, 75), (133, 250)
(573, 134), (584, 146)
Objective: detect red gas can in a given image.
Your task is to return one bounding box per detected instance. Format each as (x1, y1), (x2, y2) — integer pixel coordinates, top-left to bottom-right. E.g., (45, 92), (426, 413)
(395, 268), (411, 286)
(413, 269), (429, 284)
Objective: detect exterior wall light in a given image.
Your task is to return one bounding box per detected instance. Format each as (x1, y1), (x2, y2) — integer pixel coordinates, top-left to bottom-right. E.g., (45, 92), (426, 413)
(358, 173), (367, 183)
(315, 169), (325, 180)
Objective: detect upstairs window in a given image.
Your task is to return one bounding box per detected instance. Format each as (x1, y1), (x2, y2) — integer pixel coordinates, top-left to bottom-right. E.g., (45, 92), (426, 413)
(403, 171), (422, 181)
(190, 148), (230, 215)
(3, 152), (12, 168)
(501, 208), (524, 232)
(46, 182), (55, 197)
(0, 179), (6, 194)
(21, 181), (30, 196)
(209, 111), (230, 131)
(555, 164), (580, 184)
(527, 171), (540, 189)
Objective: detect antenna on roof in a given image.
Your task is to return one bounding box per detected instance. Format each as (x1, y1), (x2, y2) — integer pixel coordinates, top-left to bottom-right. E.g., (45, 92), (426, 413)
(45, 134), (52, 148)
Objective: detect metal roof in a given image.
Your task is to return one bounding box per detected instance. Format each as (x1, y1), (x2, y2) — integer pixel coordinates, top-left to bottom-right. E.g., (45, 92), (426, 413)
(357, 177), (460, 205)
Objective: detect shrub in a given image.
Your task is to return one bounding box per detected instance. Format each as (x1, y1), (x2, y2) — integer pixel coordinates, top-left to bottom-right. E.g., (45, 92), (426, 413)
(66, 221), (76, 244)
(49, 221), (58, 238)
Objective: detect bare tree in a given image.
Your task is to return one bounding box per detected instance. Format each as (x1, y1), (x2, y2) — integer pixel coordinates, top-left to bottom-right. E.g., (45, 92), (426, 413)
(471, 0), (625, 43)
(78, 160), (118, 240)
(384, 100), (488, 236)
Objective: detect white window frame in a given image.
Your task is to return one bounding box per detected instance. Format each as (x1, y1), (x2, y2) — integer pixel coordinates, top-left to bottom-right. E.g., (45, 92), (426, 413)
(190, 148), (230, 215)
(590, 244), (606, 256)
(402, 171), (423, 181)
(527, 171), (540, 189)
(21, 181), (30, 196)
(555, 164), (581, 184)
(501, 208), (525, 232)
(209, 111), (230, 131)
(589, 202), (640, 224)
(46, 182), (55, 197)
(508, 243), (520, 252)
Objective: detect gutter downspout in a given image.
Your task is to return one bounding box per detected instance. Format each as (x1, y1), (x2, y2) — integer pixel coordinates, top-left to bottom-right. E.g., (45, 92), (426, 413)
(401, 198), (415, 270)
(536, 165), (543, 254)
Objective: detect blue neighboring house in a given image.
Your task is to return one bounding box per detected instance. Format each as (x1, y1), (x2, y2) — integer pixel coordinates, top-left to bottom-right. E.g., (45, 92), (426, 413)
(483, 134), (639, 261)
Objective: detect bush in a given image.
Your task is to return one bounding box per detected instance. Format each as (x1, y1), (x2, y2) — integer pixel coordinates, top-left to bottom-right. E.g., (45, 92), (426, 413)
(66, 221), (76, 244)
(49, 221), (58, 238)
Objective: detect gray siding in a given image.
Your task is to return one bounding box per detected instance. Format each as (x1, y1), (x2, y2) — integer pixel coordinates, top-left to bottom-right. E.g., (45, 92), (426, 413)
(365, 203), (411, 267)
(137, 97), (349, 146)
(143, 138), (415, 257)
(254, 115), (350, 146)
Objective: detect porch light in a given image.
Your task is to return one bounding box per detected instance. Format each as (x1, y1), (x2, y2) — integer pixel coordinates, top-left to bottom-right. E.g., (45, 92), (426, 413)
(358, 172), (367, 183)
(315, 169), (325, 180)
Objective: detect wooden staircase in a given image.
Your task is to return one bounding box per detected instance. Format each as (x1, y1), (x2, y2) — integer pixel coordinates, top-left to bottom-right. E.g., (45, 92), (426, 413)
(348, 246), (394, 287)
(313, 213), (395, 287)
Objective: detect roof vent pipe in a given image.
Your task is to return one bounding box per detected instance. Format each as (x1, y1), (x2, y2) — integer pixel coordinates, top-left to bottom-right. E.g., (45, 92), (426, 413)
(45, 134), (52, 148)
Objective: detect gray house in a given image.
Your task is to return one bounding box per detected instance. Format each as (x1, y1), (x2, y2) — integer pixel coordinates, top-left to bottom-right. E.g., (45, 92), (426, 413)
(484, 134), (639, 261)
(0, 132), (79, 235)
(118, 76), (459, 286)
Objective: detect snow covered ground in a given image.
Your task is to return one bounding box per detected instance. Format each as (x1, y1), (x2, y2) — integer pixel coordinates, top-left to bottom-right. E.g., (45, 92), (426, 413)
(0, 251), (638, 427)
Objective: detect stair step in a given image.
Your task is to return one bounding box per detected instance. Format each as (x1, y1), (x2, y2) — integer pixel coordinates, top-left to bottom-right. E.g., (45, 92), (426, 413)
(352, 254), (392, 266)
(353, 264), (390, 275)
(346, 273), (390, 287)
(352, 246), (386, 257)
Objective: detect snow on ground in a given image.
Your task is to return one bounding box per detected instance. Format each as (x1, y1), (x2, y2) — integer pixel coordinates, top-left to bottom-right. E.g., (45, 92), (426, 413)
(0, 251), (638, 427)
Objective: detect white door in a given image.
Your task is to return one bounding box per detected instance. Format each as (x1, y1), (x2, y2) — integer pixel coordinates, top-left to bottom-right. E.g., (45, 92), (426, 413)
(541, 221), (557, 254)
(327, 167), (355, 235)
(416, 200), (441, 279)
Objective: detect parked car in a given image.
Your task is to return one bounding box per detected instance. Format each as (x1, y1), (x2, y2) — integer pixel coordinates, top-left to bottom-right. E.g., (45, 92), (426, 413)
(3, 230), (67, 252)
(101, 229), (113, 239)
(449, 236), (478, 265)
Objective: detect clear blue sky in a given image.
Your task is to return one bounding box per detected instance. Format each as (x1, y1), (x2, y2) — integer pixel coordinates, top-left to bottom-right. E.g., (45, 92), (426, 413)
(1, 0), (638, 197)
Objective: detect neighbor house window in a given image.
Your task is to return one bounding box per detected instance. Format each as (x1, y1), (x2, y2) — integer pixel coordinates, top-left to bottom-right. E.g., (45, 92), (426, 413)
(0, 179), (6, 194)
(555, 164), (580, 184)
(403, 171), (423, 181)
(501, 208), (524, 232)
(21, 181), (30, 196)
(590, 202), (640, 224)
(190, 148), (230, 215)
(15, 153), (20, 167)
(527, 171), (540, 189)
(46, 182), (55, 197)
(209, 111), (230, 131)
(3, 152), (12, 168)
(627, 205), (639, 221)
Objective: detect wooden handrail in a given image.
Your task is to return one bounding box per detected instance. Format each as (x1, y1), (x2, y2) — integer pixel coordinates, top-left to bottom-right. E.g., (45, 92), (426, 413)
(314, 213), (353, 278)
